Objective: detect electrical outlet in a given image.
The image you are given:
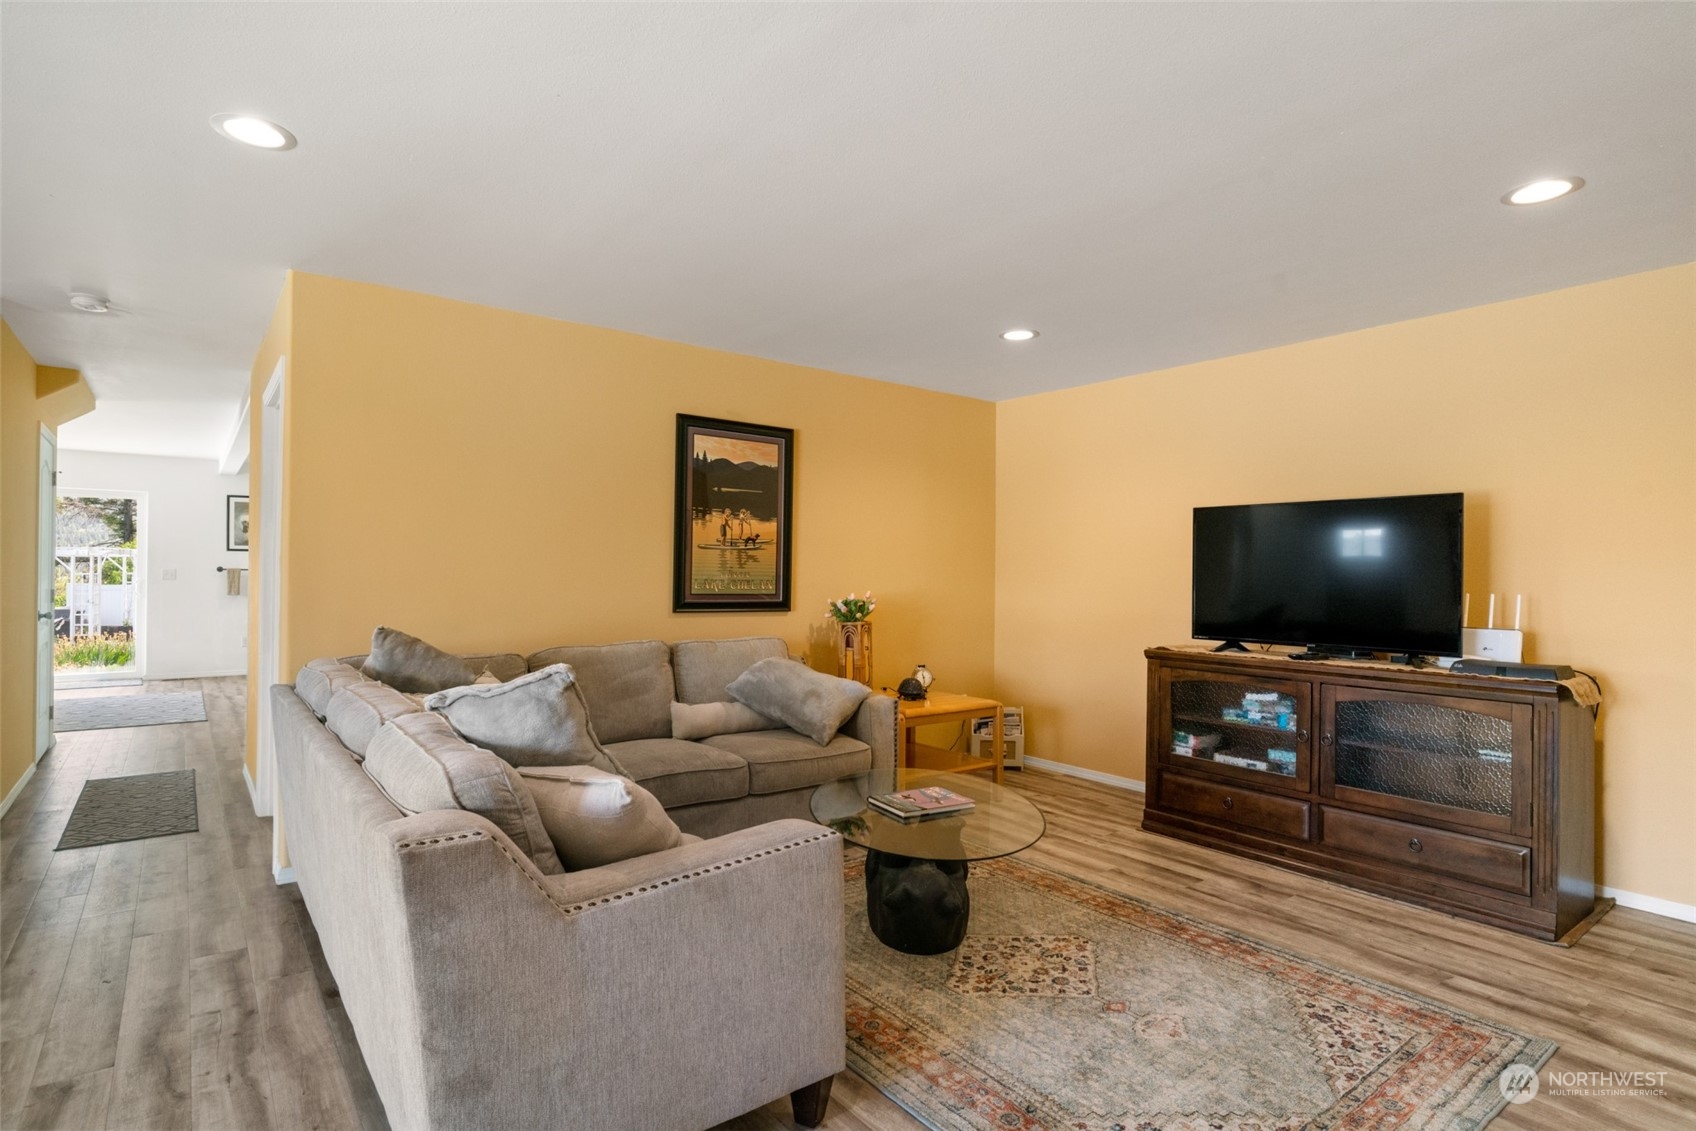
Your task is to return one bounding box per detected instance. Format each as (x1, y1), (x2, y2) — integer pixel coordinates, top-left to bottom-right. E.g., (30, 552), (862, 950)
(162, 568), (177, 580)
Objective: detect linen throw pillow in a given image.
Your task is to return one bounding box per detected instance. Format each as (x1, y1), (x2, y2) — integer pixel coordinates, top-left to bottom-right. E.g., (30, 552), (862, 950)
(324, 681), (425, 761)
(364, 713), (563, 875)
(425, 664), (622, 773)
(726, 657), (871, 746)
(361, 626), (477, 694)
(516, 765), (683, 871)
(295, 659), (369, 720)
(669, 699), (778, 741)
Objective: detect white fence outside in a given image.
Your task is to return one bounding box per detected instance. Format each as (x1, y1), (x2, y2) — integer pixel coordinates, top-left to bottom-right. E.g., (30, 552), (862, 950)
(56, 547), (137, 637)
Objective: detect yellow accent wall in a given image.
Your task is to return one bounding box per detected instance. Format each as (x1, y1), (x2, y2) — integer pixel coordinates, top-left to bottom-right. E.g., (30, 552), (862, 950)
(1, 322), (92, 807)
(995, 263), (1696, 907)
(246, 273), (996, 770)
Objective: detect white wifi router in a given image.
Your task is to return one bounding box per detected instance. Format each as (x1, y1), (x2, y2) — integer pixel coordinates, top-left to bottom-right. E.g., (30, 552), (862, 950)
(1458, 593), (1524, 663)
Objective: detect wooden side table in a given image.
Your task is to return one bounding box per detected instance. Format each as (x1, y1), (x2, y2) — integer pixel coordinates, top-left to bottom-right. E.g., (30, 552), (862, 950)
(895, 691), (1004, 784)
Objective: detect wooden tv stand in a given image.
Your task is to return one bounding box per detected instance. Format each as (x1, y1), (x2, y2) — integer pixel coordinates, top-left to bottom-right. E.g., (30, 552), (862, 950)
(1142, 647), (1606, 943)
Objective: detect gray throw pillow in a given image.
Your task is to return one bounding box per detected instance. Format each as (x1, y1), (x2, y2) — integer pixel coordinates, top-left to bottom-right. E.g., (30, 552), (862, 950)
(324, 681), (425, 761)
(361, 626), (477, 694)
(726, 657), (871, 746)
(669, 699), (778, 741)
(425, 664), (621, 773)
(364, 713), (563, 875)
(516, 765), (683, 871)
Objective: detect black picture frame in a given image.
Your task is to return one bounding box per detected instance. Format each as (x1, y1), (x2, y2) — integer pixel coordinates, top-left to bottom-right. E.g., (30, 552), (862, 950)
(673, 414), (793, 612)
(226, 495), (250, 551)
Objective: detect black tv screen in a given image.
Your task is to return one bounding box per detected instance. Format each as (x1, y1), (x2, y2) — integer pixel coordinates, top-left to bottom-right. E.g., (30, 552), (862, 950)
(1192, 493), (1464, 657)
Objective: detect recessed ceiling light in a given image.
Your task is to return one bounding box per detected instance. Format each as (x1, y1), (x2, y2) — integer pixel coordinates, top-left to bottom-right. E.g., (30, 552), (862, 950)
(68, 293), (111, 314)
(211, 113), (297, 151)
(1001, 329), (1039, 342)
(1502, 177), (1584, 206)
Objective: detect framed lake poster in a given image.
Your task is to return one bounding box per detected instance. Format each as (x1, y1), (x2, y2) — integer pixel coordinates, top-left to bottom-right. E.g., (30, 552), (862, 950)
(673, 414), (793, 612)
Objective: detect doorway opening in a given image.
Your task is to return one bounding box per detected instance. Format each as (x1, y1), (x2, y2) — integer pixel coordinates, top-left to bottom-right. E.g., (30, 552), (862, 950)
(54, 492), (145, 686)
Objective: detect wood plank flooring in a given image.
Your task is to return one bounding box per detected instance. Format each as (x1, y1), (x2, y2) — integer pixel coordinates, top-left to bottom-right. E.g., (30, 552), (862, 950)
(3, 677), (1692, 1130)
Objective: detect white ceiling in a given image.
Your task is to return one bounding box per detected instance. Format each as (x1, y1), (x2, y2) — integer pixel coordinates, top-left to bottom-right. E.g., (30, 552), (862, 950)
(4, 3), (1692, 459)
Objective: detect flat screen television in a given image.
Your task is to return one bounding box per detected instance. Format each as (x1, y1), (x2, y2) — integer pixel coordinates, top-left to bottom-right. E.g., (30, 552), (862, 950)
(1192, 492), (1464, 659)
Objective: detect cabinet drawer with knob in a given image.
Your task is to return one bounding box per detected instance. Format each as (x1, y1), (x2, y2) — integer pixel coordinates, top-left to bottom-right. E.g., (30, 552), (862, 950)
(1157, 773), (1312, 841)
(1320, 807), (1530, 895)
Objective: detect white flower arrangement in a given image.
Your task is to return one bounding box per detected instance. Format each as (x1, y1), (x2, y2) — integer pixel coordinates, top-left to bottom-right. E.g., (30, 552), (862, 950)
(828, 592), (876, 623)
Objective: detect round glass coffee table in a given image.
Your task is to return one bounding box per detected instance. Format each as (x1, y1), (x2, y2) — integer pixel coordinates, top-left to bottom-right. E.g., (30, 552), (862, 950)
(811, 768), (1046, 955)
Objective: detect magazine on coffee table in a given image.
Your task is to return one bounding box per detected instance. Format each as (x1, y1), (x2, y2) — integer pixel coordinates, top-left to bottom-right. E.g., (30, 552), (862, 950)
(868, 785), (976, 821)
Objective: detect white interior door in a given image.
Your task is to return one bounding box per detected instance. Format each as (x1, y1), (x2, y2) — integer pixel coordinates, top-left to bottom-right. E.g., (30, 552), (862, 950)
(36, 428), (56, 759)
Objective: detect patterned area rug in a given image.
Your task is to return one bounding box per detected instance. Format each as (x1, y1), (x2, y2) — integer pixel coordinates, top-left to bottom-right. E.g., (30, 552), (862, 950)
(845, 854), (1555, 1131)
(55, 770), (198, 850)
(54, 691), (207, 732)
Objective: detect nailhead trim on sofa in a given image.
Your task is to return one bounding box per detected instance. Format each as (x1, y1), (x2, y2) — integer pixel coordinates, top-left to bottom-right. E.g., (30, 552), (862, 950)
(395, 827), (840, 920)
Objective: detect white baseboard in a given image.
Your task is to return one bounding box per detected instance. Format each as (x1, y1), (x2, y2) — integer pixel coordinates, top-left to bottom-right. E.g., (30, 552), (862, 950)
(150, 668), (247, 682)
(273, 863), (296, 886)
(1021, 756), (1145, 793)
(1601, 885), (1696, 925)
(0, 761), (39, 819)
(242, 761), (272, 817)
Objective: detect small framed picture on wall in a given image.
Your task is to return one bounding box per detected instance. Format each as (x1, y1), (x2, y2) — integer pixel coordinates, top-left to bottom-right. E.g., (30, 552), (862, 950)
(227, 495), (250, 551)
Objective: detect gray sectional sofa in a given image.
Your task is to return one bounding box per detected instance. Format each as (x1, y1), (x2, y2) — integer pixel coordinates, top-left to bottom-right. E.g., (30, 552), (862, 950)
(274, 635), (895, 1130)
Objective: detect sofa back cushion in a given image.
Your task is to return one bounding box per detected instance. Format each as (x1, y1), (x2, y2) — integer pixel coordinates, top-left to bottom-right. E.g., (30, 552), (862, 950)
(526, 640), (673, 743)
(325, 682), (425, 761)
(363, 713), (563, 875)
(424, 665), (621, 773)
(671, 636), (790, 705)
(516, 765), (683, 870)
(341, 651), (527, 682)
(296, 660), (369, 720)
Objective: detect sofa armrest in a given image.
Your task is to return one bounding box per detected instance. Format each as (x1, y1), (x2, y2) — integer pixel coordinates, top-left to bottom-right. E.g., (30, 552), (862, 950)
(371, 812), (845, 1131)
(844, 692), (897, 777)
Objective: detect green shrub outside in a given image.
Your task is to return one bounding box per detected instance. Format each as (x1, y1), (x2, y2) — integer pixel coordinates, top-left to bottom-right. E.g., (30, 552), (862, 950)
(54, 632), (135, 670)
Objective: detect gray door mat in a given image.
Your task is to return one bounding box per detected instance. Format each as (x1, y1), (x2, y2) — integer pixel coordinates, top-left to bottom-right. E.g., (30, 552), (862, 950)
(54, 691), (207, 732)
(55, 769), (199, 851)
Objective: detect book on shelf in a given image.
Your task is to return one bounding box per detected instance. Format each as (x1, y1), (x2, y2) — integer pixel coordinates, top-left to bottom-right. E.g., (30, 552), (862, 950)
(868, 785), (977, 820)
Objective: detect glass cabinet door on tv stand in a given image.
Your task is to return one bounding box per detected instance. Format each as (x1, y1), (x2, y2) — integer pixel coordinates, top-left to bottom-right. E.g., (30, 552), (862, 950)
(1157, 669), (1312, 790)
(1320, 686), (1534, 836)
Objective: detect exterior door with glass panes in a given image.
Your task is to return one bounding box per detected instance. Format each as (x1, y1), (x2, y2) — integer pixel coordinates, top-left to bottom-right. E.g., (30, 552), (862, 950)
(1157, 668), (1312, 791)
(1318, 685), (1533, 837)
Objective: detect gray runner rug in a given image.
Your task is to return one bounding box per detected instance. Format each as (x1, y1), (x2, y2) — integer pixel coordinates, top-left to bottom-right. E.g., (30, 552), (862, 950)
(54, 691), (207, 732)
(55, 769), (199, 851)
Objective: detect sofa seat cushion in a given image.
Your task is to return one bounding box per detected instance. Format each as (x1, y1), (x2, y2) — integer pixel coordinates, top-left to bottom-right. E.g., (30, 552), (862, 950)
(361, 626), (477, 694)
(424, 665), (619, 773)
(671, 636), (790, 705)
(701, 730), (872, 795)
(604, 738), (749, 808)
(527, 640), (673, 743)
(363, 713), (563, 875)
(324, 682), (425, 761)
(516, 765), (684, 871)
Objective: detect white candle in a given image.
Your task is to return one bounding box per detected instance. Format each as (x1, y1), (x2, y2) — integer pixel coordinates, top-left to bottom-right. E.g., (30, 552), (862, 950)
(1487, 593), (1496, 629)
(1515, 594), (1523, 631)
